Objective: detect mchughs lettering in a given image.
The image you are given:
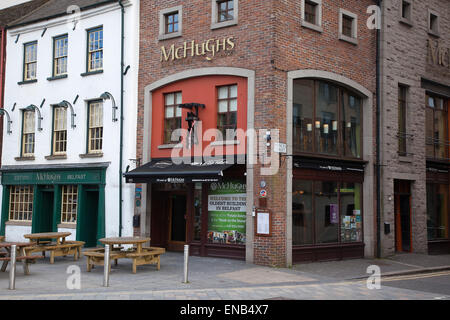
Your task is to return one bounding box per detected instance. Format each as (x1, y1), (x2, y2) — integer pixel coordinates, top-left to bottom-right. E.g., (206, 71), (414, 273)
(161, 37), (235, 62)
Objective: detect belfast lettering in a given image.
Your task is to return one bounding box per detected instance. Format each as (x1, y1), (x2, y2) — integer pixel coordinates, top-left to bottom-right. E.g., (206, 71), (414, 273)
(160, 37), (235, 62)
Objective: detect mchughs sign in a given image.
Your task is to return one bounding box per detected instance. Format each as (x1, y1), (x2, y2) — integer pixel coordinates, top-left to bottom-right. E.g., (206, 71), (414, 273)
(160, 37), (235, 62)
(428, 39), (450, 69)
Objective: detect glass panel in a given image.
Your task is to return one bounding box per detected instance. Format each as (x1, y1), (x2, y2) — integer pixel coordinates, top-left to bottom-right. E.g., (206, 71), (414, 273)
(165, 93), (174, 106)
(218, 86), (229, 99)
(315, 181), (339, 244)
(194, 183), (202, 241)
(229, 99), (237, 112)
(229, 85), (237, 98)
(165, 106), (174, 118)
(176, 92), (182, 104)
(434, 108), (448, 159)
(425, 107), (435, 157)
(340, 182), (363, 242)
(292, 180), (313, 245)
(293, 79), (314, 153)
(342, 91), (361, 158)
(218, 100), (228, 113)
(316, 82), (338, 155)
(427, 183), (449, 240)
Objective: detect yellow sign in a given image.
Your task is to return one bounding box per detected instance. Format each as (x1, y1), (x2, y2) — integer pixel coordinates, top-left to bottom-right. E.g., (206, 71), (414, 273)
(161, 37), (235, 62)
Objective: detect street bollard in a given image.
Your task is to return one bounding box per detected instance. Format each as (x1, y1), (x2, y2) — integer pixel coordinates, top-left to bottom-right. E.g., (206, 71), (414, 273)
(103, 244), (110, 287)
(183, 244), (189, 284)
(9, 244), (16, 290)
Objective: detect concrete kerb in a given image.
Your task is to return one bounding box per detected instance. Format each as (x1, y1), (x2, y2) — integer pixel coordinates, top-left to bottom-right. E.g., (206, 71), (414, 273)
(350, 265), (450, 280)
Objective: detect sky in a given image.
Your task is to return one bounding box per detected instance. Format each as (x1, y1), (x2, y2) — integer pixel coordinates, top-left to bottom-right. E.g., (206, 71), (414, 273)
(0, 0), (33, 11)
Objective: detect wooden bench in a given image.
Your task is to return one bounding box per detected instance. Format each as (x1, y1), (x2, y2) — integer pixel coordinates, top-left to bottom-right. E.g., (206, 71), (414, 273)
(84, 248), (127, 272)
(0, 255), (44, 274)
(125, 247), (166, 274)
(24, 241), (85, 264)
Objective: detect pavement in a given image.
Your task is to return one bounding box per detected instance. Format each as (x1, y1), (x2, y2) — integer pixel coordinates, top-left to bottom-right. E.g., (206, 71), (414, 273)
(0, 251), (449, 300)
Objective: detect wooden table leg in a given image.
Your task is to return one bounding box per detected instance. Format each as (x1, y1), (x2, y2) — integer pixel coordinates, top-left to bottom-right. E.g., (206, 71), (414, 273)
(20, 247), (30, 275)
(1, 248), (10, 272)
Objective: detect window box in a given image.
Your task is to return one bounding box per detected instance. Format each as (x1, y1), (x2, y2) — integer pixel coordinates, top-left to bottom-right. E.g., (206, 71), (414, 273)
(159, 6), (183, 40)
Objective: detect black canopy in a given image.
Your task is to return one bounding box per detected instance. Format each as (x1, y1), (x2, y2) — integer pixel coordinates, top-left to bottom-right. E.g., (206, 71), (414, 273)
(124, 159), (235, 183)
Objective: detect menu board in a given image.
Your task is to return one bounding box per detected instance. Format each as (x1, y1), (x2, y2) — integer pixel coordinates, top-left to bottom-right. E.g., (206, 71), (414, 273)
(255, 209), (272, 237)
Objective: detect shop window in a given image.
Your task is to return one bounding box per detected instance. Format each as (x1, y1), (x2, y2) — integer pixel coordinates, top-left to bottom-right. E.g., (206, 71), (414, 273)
(427, 183), (449, 240)
(53, 106), (67, 155)
(53, 35), (68, 77)
(87, 27), (103, 72)
(425, 94), (448, 160)
(23, 41), (37, 81)
(88, 101), (103, 153)
(217, 84), (238, 140)
(301, 0), (322, 32)
(22, 110), (35, 157)
(397, 85), (408, 156)
(339, 9), (358, 45)
(211, 0), (238, 29)
(292, 179), (362, 246)
(293, 79), (362, 159)
(8, 185), (34, 222)
(163, 92), (182, 144)
(61, 185), (78, 224)
(159, 6), (182, 40)
(207, 180), (246, 245)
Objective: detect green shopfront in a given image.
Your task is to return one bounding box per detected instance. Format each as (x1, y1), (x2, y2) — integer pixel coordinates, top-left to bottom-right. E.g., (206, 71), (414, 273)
(0, 164), (107, 247)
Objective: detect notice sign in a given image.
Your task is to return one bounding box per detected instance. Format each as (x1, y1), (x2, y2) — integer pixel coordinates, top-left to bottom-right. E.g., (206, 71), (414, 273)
(255, 209), (271, 237)
(207, 181), (246, 245)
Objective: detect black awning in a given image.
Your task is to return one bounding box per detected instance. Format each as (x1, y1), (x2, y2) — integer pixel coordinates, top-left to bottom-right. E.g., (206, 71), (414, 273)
(124, 159), (235, 183)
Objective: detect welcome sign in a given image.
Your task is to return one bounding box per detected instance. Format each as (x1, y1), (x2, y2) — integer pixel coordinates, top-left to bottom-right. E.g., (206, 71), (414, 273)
(207, 181), (246, 244)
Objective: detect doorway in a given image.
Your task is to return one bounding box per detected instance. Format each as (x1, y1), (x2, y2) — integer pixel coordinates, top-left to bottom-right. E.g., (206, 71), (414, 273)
(33, 186), (55, 233)
(82, 189), (99, 248)
(168, 193), (187, 251)
(394, 180), (412, 252)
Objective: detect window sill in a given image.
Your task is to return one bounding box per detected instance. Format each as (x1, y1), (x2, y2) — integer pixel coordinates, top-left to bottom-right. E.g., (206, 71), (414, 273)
(79, 152), (104, 158)
(210, 140), (240, 146)
(158, 32), (182, 41)
(47, 74), (68, 81)
(45, 154), (67, 160)
(17, 79), (37, 85)
(58, 223), (76, 229)
(80, 70), (103, 77)
(211, 19), (238, 30)
(301, 20), (323, 33)
(5, 221), (32, 227)
(399, 18), (413, 27)
(428, 30), (440, 38)
(158, 144), (183, 150)
(339, 34), (358, 45)
(14, 156), (35, 161)
(398, 155), (413, 163)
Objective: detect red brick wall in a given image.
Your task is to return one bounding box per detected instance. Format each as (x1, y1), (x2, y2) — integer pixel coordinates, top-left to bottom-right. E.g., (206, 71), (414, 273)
(138, 0), (377, 267)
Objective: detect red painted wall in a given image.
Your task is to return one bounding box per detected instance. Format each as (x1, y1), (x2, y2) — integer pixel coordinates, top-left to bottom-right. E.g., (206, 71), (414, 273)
(151, 75), (248, 159)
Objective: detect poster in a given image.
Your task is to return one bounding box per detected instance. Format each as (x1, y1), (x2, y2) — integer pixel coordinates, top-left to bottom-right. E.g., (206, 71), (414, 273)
(257, 211), (270, 235)
(208, 181), (246, 244)
(330, 204), (339, 224)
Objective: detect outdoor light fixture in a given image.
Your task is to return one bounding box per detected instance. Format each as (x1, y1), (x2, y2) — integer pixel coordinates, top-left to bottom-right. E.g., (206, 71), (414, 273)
(100, 92), (118, 122)
(57, 100), (76, 129)
(24, 104), (43, 131)
(0, 109), (12, 134)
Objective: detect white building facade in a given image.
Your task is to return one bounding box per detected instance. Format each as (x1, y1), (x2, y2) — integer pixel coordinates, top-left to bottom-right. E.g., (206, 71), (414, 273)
(0, 0), (139, 246)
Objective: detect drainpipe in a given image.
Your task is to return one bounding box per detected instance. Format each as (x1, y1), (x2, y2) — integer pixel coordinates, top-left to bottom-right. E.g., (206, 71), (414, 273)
(376, 0), (383, 259)
(118, 0), (125, 236)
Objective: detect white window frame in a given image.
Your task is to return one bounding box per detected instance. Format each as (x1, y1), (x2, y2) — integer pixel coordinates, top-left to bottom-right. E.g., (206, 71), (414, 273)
(339, 9), (358, 45)
(301, 0), (323, 33)
(427, 9), (440, 37)
(211, 0), (238, 30)
(159, 6), (183, 40)
(399, 0), (413, 26)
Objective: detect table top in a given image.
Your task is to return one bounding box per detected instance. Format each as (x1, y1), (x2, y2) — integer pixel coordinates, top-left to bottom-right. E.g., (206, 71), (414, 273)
(23, 232), (71, 240)
(99, 237), (150, 245)
(0, 242), (32, 248)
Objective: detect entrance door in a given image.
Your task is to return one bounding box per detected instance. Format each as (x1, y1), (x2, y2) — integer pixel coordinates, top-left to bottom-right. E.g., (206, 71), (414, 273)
(168, 193), (187, 251)
(33, 187), (54, 233)
(394, 180), (412, 252)
(82, 190), (99, 248)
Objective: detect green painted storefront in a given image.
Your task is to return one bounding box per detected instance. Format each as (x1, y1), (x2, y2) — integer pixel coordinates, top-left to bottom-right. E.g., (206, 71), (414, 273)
(0, 164), (107, 247)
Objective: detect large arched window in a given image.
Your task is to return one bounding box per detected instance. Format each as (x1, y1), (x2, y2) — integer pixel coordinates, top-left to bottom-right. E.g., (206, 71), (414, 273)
(293, 79), (362, 159)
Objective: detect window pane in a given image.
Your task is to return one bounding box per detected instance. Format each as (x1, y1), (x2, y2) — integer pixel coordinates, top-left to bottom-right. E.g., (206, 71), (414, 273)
(315, 181), (339, 244)
(316, 82), (338, 155)
(427, 183), (449, 240)
(165, 106), (174, 118)
(165, 93), (174, 106)
(342, 91), (361, 158)
(293, 79), (314, 153)
(434, 109), (448, 159)
(218, 86), (229, 99)
(340, 182), (363, 242)
(229, 99), (237, 112)
(292, 180), (313, 245)
(218, 100), (228, 113)
(229, 85), (237, 98)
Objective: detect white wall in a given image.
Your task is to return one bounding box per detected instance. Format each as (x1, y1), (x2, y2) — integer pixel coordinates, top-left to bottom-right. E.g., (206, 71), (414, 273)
(1, 1), (139, 239)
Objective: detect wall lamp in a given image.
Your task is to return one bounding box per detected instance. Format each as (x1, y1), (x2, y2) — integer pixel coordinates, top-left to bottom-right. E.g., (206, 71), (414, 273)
(24, 104), (43, 131)
(99, 92), (118, 122)
(0, 109), (12, 134)
(57, 100), (76, 129)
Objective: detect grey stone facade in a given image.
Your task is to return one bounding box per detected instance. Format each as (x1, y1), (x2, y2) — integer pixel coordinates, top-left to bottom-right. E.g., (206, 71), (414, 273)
(380, 0), (450, 256)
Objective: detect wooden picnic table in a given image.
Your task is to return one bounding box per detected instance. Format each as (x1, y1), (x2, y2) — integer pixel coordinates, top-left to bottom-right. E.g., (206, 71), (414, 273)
(23, 232), (84, 264)
(84, 237), (164, 274)
(0, 242), (43, 275)
(0, 236), (4, 242)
